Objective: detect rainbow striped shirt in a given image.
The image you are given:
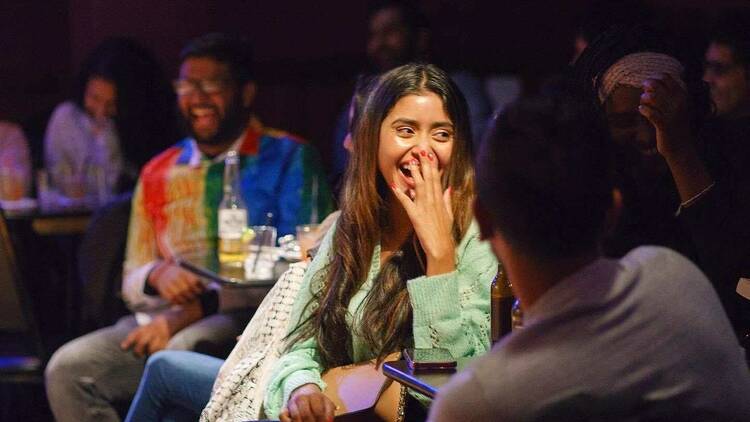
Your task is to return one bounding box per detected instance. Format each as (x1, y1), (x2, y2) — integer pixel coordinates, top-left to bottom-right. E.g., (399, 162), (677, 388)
(122, 123), (333, 313)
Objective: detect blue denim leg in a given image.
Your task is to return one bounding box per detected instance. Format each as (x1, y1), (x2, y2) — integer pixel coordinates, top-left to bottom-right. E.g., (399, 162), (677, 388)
(124, 350), (223, 422)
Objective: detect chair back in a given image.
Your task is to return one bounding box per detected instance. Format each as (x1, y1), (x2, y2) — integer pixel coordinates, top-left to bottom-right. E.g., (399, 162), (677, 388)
(77, 193), (132, 333)
(0, 211), (45, 371)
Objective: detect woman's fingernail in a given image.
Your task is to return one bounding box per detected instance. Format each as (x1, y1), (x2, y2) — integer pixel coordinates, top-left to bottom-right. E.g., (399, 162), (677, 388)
(428, 153), (434, 161)
(411, 159), (419, 165)
(420, 150), (427, 157)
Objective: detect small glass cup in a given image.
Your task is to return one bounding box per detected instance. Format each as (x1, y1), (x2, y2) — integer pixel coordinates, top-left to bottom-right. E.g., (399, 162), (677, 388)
(245, 225), (277, 280)
(296, 224), (320, 260)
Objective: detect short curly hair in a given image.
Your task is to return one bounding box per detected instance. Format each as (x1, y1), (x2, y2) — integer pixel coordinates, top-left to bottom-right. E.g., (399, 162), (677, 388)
(180, 33), (255, 85)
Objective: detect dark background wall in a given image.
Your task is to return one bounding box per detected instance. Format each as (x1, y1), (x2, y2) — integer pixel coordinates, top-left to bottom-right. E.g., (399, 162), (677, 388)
(1, 0), (747, 169)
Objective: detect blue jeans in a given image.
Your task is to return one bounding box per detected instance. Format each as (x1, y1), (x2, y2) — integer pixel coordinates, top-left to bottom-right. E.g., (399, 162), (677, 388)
(124, 350), (223, 422)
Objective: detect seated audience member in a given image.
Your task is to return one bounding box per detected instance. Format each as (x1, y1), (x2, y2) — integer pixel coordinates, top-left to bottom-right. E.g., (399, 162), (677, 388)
(0, 121), (32, 200)
(429, 96), (750, 422)
(704, 9), (750, 120)
(123, 77), (375, 422)
(264, 63), (497, 421)
(573, 25), (750, 338)
(44, 33), (333, 422)
(702, 10), (750, 342)
(330, 1), (491, 188)
(124, 212), (338, 422)
(44, 38), (178, 197)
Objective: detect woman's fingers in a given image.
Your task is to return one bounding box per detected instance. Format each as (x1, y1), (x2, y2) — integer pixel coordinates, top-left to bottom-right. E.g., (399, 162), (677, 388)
(428, 151), (442, 195)
(324, 397), (337, 421)
(390, 183), (416, 215)
(416, 149), (436, 200)
(291, 393), (333, 422)
(410, 158), (424, 188)
(308, 394), (335, 422)
(280, 408), (292, 422)
(289, 396), (314, 422)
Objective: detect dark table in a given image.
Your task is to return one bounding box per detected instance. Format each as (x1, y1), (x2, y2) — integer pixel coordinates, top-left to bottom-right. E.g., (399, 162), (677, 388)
(177, 258), (290, 288)
(382, 358), (472, 398)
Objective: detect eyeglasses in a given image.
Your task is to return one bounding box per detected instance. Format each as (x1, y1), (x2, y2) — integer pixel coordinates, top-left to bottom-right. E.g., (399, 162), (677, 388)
(703, 60), (741, 77)
(173, 79), (229, 97)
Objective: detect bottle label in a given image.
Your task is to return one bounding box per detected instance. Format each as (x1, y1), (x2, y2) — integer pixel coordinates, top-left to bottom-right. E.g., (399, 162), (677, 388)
(218, 209), (247, 239)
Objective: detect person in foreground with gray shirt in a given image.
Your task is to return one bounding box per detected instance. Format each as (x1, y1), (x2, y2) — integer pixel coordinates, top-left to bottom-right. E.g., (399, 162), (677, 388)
(429, 95), (750, 421)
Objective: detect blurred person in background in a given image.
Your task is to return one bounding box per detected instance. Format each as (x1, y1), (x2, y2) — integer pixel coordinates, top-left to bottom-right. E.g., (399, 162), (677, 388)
(44, 37), (178, 200)
(703, 9), (750, 119)
(574, 24), (750, 342)
(44, 33), (333, 422)
(0, 121), (32, 201)
(702, 8), (750, 339)
(330, 1), (491, 192)
(121, 73), (374, 422)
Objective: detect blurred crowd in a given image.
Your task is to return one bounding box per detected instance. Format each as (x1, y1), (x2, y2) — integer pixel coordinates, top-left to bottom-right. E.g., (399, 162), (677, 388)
(2, 1), (750, 421)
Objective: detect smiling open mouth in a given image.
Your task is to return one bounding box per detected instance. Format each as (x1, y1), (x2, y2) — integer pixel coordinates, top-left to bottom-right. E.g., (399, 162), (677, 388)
(189, 106), (220, 132)
(400, 163), (413, 179)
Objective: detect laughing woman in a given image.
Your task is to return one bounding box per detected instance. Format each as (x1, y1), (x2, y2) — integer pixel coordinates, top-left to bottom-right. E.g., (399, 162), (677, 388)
(264, 63), (497, 422)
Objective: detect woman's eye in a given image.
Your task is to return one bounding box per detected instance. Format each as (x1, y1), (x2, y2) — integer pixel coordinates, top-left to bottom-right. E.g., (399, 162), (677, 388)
(397, 127), (415, 136)
(433, 131), (452, 141)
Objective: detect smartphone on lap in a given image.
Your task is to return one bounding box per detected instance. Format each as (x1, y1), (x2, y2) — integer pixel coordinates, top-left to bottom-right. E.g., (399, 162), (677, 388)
(403, 347), (457, 372)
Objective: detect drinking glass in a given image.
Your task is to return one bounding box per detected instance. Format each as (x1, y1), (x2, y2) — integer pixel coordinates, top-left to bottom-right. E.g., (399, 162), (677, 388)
(245, 225), (277, 280)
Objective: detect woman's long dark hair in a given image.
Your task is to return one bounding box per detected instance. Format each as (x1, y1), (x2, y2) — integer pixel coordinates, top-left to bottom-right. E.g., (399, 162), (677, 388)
(288, 63), (475, 369)
(74, 38), (179, 188)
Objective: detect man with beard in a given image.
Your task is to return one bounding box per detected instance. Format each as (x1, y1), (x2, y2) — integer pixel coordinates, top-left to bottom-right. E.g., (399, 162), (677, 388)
(45, 33), (333, 422)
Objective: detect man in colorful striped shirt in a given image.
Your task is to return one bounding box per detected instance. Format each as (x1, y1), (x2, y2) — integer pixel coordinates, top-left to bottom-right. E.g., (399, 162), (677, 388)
(45, 33), (333, 422)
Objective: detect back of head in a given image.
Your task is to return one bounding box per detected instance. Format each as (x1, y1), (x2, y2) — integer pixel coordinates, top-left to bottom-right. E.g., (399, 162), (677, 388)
(476, 94), (613, 260)
(180, 33), (255, 85)
(710, 8), (750, 67)
(75, 37), (178, 174)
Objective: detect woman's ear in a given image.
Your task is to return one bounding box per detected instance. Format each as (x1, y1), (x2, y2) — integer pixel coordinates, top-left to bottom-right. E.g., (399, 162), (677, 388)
(242, 81), (257, 108)
(604, 188), (623, 236)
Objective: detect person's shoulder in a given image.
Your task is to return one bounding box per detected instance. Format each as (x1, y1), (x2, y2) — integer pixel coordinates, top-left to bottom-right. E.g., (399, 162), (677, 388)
(140, 139), (192, 178)
(619, 246), (721, 310)
(263, 127), (306, 144)
(50, 101), (82, 121)
(621, 246), (706, 283)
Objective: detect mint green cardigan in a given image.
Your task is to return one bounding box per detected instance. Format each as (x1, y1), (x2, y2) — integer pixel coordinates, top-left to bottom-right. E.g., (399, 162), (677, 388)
(263, 220), (498, 418)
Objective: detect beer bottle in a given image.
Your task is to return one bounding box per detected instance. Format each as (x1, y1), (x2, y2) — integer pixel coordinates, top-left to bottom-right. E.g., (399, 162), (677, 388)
(491, 265), (514, 344)
(218, 150), (248, 267)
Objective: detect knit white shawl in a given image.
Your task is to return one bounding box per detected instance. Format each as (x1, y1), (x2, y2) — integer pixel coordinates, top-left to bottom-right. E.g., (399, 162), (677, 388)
(200, 261), (309, 421)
